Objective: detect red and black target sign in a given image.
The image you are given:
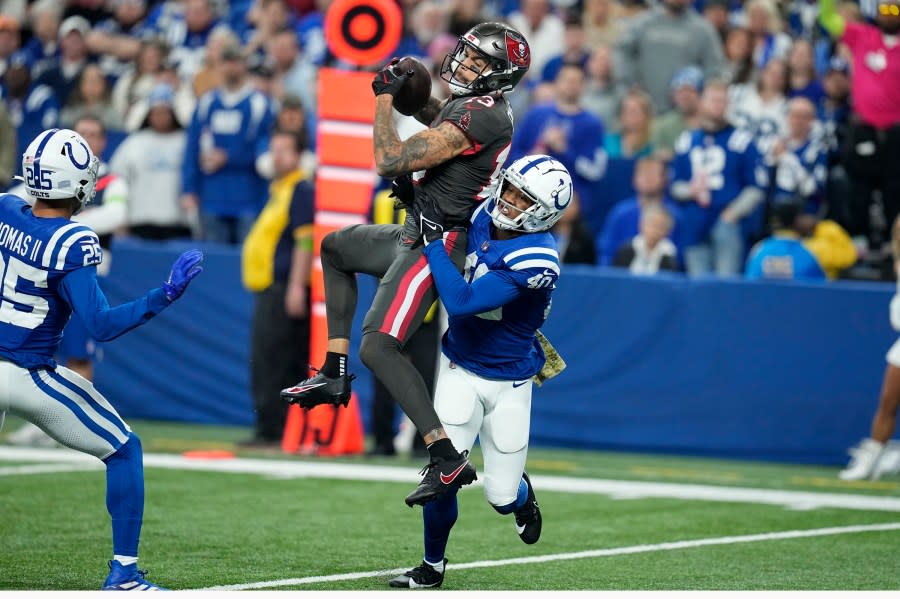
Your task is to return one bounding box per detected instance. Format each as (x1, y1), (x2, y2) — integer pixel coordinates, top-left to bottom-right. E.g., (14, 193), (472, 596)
(324, 0), (402, 67)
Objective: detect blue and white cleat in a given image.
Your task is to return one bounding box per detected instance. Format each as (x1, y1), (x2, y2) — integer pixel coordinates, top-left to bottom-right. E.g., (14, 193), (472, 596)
(102, 560), (166, 591)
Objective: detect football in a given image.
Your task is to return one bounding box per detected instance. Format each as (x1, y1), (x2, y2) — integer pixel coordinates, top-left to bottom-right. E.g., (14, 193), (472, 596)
(391, 57), (432, 116)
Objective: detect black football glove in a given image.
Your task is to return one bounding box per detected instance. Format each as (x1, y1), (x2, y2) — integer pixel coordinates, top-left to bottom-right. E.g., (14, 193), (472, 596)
(372, 58), (412, 97)
(389, 174), (414, 208)
(418, 202), (445, 244)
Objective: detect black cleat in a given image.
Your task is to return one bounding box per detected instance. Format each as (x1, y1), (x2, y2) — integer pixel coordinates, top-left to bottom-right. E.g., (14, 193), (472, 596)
(280, 368), (356, 409)
(514, 471), (542, 544)
(404, 450), (477, 507)
(388, 559), (447, 588)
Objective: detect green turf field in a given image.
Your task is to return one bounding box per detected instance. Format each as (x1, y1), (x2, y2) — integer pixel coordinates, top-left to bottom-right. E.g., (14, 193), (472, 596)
(1, 417), (899, 590)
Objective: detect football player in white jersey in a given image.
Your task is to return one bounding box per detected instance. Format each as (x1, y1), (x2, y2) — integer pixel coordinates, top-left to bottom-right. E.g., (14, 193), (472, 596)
(390, 155), (573, 588)
(0, 128), (203, 590)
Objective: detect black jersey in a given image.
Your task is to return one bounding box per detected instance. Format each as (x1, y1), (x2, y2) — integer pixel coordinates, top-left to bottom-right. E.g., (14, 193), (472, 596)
(405, 93), (514, 240)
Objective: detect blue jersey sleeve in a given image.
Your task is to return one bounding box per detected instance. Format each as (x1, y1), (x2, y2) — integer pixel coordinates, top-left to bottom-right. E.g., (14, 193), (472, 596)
(502, 248), (561, 289)
(56, 227), (103, 271)
(58, 267), (170, 342)
(423, 241), (521, 317)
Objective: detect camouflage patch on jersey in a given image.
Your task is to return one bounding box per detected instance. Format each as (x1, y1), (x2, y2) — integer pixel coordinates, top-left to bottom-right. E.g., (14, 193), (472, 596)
(533, 329), (566, 387)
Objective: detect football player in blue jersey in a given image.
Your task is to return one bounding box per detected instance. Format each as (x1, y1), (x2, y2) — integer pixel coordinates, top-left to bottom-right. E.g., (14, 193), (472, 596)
(389, 155), (572, 588)
(0, 128), (203, 590)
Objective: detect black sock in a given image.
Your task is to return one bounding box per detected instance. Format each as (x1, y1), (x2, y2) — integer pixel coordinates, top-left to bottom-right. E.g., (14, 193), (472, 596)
(427, 438), (456, 460)
(321, 352), (347, 378)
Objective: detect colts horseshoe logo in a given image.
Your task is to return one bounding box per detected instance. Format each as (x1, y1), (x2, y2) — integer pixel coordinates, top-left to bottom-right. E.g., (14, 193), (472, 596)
(64, 140), (91, 169)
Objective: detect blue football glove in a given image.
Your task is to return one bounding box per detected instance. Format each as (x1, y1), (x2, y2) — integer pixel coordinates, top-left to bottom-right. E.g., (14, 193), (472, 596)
(163, 249), (204, 302)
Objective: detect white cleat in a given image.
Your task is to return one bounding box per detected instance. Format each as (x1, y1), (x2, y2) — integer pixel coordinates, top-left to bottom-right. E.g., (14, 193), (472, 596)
(839, 439), (886, 481)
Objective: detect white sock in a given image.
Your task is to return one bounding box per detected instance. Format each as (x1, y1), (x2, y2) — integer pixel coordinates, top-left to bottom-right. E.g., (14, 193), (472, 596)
(114, 555), (138, 567)
(425, 558), (445, 573)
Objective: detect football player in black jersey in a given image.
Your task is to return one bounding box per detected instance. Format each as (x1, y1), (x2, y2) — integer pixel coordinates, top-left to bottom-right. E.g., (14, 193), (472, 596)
(282, 22), (530, 507)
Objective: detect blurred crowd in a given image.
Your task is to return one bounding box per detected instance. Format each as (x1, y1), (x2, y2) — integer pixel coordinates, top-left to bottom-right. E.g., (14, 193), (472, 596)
(0, 0), (894, 280)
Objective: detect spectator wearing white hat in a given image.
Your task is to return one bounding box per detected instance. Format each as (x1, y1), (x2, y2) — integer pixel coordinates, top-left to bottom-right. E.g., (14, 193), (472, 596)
(2, 50), (58, 167)
(34, 15), (91, 107)
(111, 84), (193, 240)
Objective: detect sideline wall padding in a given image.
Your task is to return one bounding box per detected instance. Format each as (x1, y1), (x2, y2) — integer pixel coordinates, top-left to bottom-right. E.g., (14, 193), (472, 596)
(95, 242), (894, 464)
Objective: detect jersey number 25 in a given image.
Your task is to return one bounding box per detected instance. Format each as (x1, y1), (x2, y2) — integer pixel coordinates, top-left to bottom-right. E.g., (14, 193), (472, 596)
(0, 255), (49, 330)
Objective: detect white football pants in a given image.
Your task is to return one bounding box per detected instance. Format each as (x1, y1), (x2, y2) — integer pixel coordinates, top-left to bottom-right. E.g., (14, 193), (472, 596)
(0, 360), (131, 459)
(433, 354), (532, 506)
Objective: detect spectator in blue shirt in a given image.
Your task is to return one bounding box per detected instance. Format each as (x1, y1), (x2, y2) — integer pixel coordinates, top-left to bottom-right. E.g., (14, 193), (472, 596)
(34, 16), (91, 108)
(182, 41), (275, 244)
(539, 12), (590, 87)
(746, 198), (856, 280)
(86, 0), (152, 82)
(510, 61), (607, 237)
(785, 38), (824, 106)
(763, 97), (828, 214)
(670, 79), (766, 276)
(597, 155), (682, 265)
(2, 51), (59, 174)
(21, 0), (61, 80)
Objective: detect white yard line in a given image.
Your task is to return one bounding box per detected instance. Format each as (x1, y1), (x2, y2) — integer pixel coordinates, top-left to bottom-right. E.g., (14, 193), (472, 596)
(1, 446), (899, 513)
(0, 462), (101, 476)
(198, 522), (900, 590)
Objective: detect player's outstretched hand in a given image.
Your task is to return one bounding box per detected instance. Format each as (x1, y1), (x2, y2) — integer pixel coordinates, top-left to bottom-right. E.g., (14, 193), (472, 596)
(164, 249), (204, 302)
(372, 58), (412, 97)
(419, 203), (445, 244)
(390, 173), (414, 208)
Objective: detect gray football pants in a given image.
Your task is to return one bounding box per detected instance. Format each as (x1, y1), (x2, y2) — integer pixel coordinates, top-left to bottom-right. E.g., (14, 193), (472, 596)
(320, 223), (467, 436)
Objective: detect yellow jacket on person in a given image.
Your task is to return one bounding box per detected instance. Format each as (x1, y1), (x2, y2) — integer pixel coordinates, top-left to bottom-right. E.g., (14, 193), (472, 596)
(242, 169), (314, 291)
(802, 220), (857, 280)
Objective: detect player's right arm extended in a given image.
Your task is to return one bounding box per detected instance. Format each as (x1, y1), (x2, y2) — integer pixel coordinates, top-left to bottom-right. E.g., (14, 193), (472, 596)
(819, 0), (845, 38)
(423, 240), (520, 317)
(59, 267), (170, 342)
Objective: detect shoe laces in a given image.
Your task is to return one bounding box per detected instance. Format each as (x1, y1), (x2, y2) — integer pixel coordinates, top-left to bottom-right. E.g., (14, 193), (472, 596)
(516, 503), (538, 525)
(418, 461), (438, 477)
(418, 449), (467, 476)
(108, 561), (152, 585)
(408, 561), (440, 578)
(515, 491), (539, 524)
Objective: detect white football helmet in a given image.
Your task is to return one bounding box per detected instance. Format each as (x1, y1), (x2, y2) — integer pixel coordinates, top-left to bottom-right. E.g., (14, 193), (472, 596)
(489, 155), (573, 233)
(21, 128), (99, 213)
